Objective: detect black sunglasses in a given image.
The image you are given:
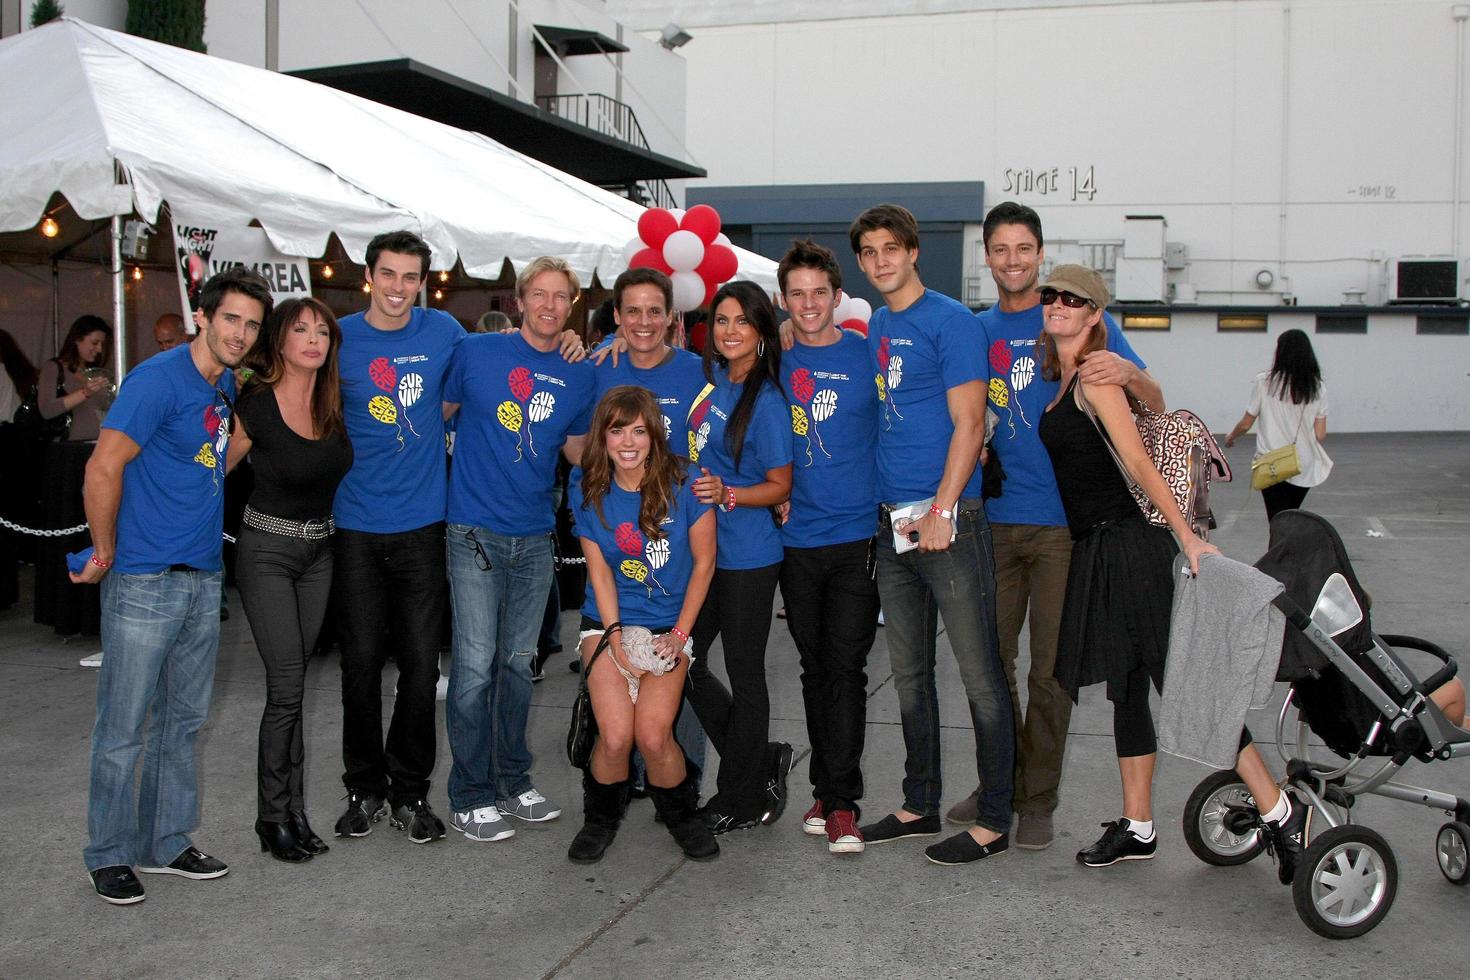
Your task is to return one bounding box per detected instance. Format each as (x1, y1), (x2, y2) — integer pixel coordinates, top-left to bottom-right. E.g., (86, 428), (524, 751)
(1039, 287), (1095, 309)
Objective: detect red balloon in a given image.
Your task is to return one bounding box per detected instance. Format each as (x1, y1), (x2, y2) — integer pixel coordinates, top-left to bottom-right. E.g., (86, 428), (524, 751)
(841, 318), (869, 337)
(696, 244), (738, 285)
(701, 280), (717, 309)
(630, 247), (673, 275)
(637, 209), (679, 250)
(680, 204), (722, 245)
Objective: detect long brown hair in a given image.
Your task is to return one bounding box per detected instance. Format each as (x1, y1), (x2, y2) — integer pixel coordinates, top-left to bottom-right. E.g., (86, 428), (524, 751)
(243, 297), (345, 438)
(1038, 312), (1107, 382)
(579, 386), (689, 541)
(57, 315), (111, 373)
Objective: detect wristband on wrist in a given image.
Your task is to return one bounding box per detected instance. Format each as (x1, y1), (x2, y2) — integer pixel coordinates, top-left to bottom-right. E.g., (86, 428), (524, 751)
(670, 625), (688, 643)
(723, 486), (737, 512)
(929, 502), (954, 520)
(89, 553), (111, 570)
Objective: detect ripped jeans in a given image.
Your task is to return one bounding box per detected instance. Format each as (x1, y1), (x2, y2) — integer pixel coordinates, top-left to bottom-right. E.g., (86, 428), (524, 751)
(446, 524), (553, 812)
(875, 501), (1015, 834)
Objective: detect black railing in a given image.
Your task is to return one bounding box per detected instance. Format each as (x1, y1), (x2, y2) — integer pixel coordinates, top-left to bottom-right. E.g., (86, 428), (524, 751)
(537, 93), (652, 153)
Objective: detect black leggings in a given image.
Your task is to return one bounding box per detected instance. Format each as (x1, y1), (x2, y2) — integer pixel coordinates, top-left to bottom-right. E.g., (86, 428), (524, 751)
(687, 562), (781, 819)
(1113, 661), (1165, 758)
(1262, 482), (1310, 522)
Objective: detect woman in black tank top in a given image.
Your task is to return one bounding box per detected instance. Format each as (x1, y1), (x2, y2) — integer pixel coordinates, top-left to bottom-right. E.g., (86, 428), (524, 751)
(1036, 265), (1232, 870)
(227, 298), (352, 863)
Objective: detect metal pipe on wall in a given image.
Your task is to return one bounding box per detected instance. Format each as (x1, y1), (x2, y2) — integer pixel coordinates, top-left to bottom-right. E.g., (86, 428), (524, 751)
(110, 214), (127, 383)
(1453, 5), (1468, 258)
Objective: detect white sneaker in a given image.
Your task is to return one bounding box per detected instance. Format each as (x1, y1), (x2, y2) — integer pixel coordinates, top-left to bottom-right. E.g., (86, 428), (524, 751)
(80, 650), (104, 668)
(496, 788), (562, 822)
(450, 806), (515, 842)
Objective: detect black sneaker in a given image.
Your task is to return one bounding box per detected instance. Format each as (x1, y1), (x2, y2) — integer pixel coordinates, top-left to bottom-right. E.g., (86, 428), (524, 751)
(760, 742), (795, 825)
(1076, 819), (1157, 867)
(138, 846), (229, 880)
(391, 798), (447, 844)
(699, 807), (759, 836)
(89, 865), (145, 905)
(1266, 793), (1314, 885)
(334, 790), (388, 838)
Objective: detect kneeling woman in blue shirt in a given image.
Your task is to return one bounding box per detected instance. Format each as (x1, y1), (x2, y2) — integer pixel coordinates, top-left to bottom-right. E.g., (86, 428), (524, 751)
(568, 385), (718, 862)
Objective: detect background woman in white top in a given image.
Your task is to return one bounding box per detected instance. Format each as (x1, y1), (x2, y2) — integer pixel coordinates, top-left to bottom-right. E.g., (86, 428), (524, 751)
(1225, 329), (1331, 521)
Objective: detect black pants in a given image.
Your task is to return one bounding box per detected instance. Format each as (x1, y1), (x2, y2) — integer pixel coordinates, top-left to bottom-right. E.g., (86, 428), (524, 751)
(1262, 482), (1311, 522)
(236, 527), (333, 822)
(688, 562), (781, 819)
(779, 538), (878, 812)
(333, 524), (447, 805)
(1113, 660), (1166, 758)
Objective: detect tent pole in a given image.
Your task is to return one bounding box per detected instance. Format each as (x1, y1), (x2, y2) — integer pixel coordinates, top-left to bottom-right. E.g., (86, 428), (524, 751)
(110, 215), (127, 382)
(50, 260), (60, 355)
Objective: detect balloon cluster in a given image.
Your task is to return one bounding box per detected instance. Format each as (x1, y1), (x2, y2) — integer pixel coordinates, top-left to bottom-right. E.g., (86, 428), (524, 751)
(623, 205), (740, 312)
(833, 293), (874, 336)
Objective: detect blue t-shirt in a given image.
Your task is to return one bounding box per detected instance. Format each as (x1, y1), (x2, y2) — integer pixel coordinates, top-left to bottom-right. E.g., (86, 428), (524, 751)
(593, 347), (707, 451)
(334, 307), (465, 533)
(868, 290), (987, 502)
(569, 464), (711, 628)
(977, 305), (1145, 527)
(445, 332), (596, 536)
(102, 345), (234, 574)
(687, 366), (793, 570)
(781, 333), (880, 549)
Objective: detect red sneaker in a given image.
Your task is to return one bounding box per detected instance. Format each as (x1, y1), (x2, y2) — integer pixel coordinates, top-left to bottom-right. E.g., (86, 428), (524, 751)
(826, 808), (865, 854)
(802, 801), (825, 836)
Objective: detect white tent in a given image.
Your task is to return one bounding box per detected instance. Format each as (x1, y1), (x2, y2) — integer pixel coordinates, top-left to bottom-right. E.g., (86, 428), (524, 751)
(0, 18), (776, 370)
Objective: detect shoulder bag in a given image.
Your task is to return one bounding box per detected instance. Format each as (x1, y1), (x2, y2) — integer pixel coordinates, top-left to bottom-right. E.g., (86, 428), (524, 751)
(566, 622), (621, 769)
(1250, 401), (1309, 491)
(11, 359), (72, 443)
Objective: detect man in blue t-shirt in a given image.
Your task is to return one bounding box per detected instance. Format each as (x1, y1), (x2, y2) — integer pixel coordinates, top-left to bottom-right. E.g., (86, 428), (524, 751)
(775, 240), (881, 855)
(954, 202), (1163, 853)
(852, 204), (1016, 867)
(332, 230), (465, 846)
(74, 268), (271, 905)
(589, 267), (710, 782)
(441, 256), (597, 843)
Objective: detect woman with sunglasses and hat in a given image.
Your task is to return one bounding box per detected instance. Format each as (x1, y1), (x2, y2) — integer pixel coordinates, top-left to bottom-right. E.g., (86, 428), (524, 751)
(1034, 266), (1320, 877)
(227, 297), (353, 863)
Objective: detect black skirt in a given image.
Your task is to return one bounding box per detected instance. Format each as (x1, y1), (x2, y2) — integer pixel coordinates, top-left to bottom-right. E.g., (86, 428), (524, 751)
(1054, 511), (1179, 703)
(33, 440), (100, 636)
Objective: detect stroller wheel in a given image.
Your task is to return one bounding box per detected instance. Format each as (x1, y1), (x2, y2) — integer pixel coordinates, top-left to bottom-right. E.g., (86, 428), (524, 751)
(1292, 825), (1398, 939)
(1436, 822), (1470, 886)
(1182, 770), (1266, 866)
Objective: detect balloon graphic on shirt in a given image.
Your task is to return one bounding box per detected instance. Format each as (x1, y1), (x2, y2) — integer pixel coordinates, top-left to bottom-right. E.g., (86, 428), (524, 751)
(874, 337), (904, 428)
(988, 340), (1027, 430)
(988, 379), (1017, 438)
(369, 357), (397, 393)
(522, 389), (555, 458)
(811, 389), (838, 423)
(619, 558), (656, 598)
(646, 537), (670, 570)
(369, 357), (418, 440)
(988, 339), (1012, 376)
(875, 373), (886, 402)
(203, 405), (221, 439)
(398, 372), (423, 408)
(887, 355), (904, 392)
(1009, 355), (1034, 428)
(369, 394), (404, 451)
(695, 421), (710, 456)
(508, 366), (533, 403)
(876, 336), (890, 370)
(790, 368), (815, 404)
(614, 521), (643, 556)
(193, 442), (216, 470)
(687, 401), (712, 462)
(497, 400), (525, 460)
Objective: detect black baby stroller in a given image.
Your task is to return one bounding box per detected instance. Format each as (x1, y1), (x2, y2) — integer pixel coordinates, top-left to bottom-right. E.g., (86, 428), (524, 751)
(1181, 510), (1470, 939)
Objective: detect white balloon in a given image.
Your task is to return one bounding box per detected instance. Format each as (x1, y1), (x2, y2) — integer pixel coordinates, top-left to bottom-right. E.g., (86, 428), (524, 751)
(669, 208), (687, 223)
(714, 233), (732, 247)
(834, 294), (853, 322)
(662, 230), (705, 273)
(671, 270), (705, 311)
(849, 297), (873, 323)
(622, 236), (644, 268)
(528, 390), (556, 423)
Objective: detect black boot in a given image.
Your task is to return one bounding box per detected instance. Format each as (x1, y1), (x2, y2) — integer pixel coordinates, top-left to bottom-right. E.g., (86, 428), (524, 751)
(288, 810), (330, 856)
(255, 820), (313, 863)
(649, 768), (719, 861)
(567, 772), (631, 864)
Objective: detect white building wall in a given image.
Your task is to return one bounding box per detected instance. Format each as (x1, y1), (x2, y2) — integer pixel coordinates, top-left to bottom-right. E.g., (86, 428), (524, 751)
(664, 0), (1470, 307)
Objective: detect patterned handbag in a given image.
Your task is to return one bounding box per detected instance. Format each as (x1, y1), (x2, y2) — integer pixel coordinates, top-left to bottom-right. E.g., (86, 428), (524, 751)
(1077, 388), (1232, 539)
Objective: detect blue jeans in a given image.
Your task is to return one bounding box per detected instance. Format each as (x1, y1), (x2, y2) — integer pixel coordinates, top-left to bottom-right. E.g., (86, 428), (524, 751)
(446, 525), (552, 812)
(875, 502), (1015, 834)
(85, 569), (223, 870)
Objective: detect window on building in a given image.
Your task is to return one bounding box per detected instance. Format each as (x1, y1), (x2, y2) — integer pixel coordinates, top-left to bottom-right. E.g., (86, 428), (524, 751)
(1218, 314), (1267, 332)
(1416, 314), (1469, 335)
(1122, 313), (1170, 331)
(1316, 314), (1367, 334)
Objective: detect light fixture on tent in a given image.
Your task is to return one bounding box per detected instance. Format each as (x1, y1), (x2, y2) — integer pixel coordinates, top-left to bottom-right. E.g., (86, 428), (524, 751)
(131, 266), (143, 281)
(433, 289), (444, 301)
(321, 263), (334, 280)
(40, 216), (60, 238)
(438, 270), (449, 283)
(362, 282), (372, 294)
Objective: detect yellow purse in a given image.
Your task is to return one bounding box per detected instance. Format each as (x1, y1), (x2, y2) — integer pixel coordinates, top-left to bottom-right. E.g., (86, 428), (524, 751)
(1250, 444), (1301, 490)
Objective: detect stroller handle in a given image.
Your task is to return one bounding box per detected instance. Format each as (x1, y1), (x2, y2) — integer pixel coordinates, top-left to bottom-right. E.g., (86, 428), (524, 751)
(1379, 634), (1459, 696)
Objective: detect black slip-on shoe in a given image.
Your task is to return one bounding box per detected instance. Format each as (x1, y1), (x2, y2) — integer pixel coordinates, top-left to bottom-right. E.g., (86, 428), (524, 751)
(861, 812), (942, 843)
(925, 831), (1010, 866)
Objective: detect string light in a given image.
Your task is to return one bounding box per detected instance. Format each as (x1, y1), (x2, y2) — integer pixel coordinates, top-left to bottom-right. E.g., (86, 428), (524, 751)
(131, 266), (143, 281)
(321, 264), (334, 280)
(433, 289), (444, 301)
(362, 282), (372, 294)
(438, 270), (449, 283)
(40, 216), (60, 238)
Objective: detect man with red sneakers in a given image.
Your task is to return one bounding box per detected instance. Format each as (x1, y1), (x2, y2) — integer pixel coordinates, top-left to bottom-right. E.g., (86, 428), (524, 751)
(775, 239), (882, 855)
